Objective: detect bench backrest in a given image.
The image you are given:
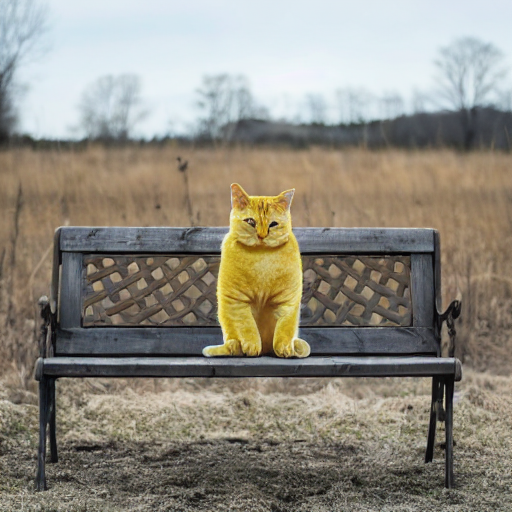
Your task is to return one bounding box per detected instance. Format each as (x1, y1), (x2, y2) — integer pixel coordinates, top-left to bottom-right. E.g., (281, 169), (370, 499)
(52, 227), (441, 357)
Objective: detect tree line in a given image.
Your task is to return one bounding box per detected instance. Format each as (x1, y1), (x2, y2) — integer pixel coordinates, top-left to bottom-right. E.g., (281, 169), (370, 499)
(1, 0), (511, 150)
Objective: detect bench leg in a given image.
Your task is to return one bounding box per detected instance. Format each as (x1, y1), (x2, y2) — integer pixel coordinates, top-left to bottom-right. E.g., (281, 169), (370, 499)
(49, 378), (58, 463)
(425, 377), (441, 463)
(35, 377), (49, 491)
(436, 381), (446, 422)
(444, 377), (455, 488)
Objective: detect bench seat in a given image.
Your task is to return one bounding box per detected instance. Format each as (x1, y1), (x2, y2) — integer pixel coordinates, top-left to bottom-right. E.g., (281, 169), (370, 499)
(36, 356), (462, 380)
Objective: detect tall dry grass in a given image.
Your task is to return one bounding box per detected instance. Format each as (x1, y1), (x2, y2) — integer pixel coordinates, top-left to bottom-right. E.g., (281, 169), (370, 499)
(1, 145), (511, 383)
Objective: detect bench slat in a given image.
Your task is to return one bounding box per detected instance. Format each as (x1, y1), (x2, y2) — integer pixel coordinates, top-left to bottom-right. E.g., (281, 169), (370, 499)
(59, 227), (435, 254)
(55, 326), (438, 356)
(39, 356), (462, 380)
(411, 253), (435, 327)
(60, 253), (84, 330)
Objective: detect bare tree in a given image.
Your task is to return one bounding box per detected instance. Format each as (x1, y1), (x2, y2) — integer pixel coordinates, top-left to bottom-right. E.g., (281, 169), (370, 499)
(379, 92), (405, 120)
(78, 74), (148, 141)
(195, 74), (267, 142)
(498, 89), (512, 113)
(411, 89), (430, 114)
(0, 0), (48, 142)
(305, 93), (327, 124)
(435, 37), (508, 149)
(336, 87), (374, 124)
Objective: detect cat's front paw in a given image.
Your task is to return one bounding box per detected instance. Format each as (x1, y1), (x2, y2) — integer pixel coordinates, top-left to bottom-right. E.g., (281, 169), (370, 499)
(274, 338), (310, 358)
(202, 339), (243, 357)
(241, 341), (262, 357)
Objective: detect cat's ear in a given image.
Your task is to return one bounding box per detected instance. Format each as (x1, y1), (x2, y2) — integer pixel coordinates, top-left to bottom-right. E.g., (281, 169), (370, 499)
(231, 183), (250, 210)
(276, 189), (295, 211)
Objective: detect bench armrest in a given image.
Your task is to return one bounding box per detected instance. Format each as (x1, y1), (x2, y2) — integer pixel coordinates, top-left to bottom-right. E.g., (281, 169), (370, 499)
(38, 296), (56, 359)
(438, 292), (462, 358)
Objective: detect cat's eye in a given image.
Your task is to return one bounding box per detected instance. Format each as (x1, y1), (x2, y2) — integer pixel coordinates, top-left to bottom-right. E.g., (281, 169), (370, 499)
(244, 218), (256, 228)
(269, 221), (278, 228)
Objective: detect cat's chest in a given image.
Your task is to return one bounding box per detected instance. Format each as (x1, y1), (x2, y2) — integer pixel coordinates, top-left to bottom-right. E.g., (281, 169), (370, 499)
(245, 254), (289, 284)
(220, 238), (300, 291)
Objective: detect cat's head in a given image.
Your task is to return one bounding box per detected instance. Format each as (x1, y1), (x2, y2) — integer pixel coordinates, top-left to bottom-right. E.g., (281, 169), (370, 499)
(229, 183), (295, 247)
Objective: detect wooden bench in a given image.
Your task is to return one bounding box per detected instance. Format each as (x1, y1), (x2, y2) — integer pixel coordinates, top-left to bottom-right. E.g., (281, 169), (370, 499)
(35, 226), (462, 491)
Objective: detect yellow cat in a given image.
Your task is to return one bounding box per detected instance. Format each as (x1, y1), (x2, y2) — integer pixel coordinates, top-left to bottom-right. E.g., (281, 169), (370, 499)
(203, 184), (310, 358)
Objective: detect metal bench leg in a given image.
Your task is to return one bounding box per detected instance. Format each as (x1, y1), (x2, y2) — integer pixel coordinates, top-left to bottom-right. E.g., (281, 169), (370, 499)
(49, 378), (58, 463)
(425, 377), (440, 463)
(437, 381), (446, 422)
(444, 377), (455, 488)
(35, 377), (49, 491)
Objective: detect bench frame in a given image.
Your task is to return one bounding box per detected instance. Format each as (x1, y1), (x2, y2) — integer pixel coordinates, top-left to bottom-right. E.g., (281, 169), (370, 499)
(35, 227), (461, 491)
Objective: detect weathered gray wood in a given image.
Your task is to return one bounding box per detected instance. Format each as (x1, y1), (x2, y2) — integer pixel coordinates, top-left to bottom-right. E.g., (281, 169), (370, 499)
(59, 227), (435, 254)
(55, 326), (439, 357)
(50, 228), (61, 315)
(434, 230), (443, 326)
(59, 253), (83, 330)
(41, 355), (461, 379)
(301, 327), (438, 354)
(411, 253), (435, 330)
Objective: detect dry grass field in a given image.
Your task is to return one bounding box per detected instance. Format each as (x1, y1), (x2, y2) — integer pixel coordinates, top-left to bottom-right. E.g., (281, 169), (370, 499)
(0, 145), (512, 510)
(1, 370), (511, 511)
(1, 145), (511, 377)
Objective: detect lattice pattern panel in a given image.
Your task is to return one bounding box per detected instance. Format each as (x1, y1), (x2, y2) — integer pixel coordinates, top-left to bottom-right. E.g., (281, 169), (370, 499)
(301, 256), (411, 326)
(82, 254), (411, 327)
(83, 255), (219, 326)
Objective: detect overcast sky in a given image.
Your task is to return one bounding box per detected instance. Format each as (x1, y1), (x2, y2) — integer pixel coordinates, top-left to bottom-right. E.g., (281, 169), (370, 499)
(18, 0), (512, 139)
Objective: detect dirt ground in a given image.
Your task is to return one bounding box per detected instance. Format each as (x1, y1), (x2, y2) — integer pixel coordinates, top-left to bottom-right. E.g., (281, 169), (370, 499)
(1, 370), (511, 512)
